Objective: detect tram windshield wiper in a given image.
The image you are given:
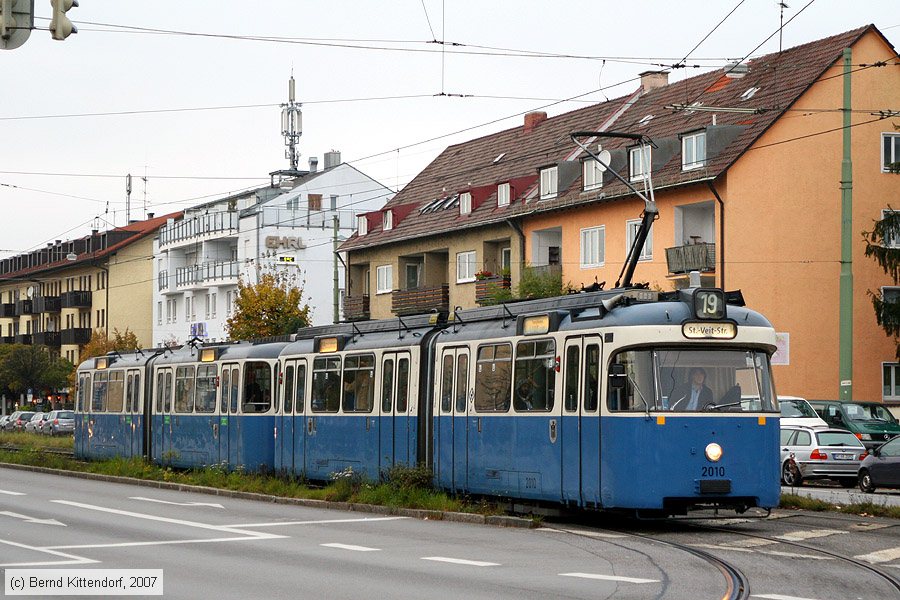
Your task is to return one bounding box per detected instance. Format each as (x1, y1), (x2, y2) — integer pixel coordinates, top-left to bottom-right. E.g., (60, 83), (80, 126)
(627, 373), (652, 416)
(704, 400), (742, 411)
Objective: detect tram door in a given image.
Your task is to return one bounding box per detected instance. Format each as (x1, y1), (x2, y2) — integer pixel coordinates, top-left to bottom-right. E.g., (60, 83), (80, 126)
(435, 347), (470, 492)
(219, 363), (241, 468)
(561, 335), (602, 506)
(75, 372), (90, 458)
(277, 360), (300, 473)
(379, 353), (413, 470)
(152, 368), (174, 464)
(125, 369), (142, 458)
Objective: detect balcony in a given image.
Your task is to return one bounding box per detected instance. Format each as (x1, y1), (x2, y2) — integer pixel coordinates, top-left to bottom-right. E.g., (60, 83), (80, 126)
(33, 296), (61, 313)
(14, 299), (33, 316)
(33, 331), (61, 347)
(61, 328), (92, 345)
(60, 291), (92, 309)
(159, 211), (239, 248)
(665, 242), (716, 275)
(0, 336), (12, 345)
(176, 265), (203, 290)
(475, 276), (512, 306)
(392, 285), (449, 316)
(343, 295), (370, 321)
(14, 334), (32, 345)
(176, 261), (240, 290)
(158, 270), (171, 293)
(0, 304), (14, 318)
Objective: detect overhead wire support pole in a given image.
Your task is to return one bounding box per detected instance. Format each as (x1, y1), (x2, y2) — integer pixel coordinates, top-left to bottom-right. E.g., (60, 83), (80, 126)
(838, 48), (853, 401)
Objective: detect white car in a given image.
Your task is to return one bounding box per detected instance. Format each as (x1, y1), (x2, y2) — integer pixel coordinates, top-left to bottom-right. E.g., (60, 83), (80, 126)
(779, 396), (828, 428)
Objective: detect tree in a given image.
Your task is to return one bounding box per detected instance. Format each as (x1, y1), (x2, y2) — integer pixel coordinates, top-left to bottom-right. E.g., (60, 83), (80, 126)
(1, 344), (73, 398)
(225, 272), (311, 340)
(863, 207), (900, 357)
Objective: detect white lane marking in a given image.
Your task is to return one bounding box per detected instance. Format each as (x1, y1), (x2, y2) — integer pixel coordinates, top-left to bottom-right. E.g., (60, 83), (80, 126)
(752, 595), (822, 600)
(561, 572), (659, 584)
(225, 516), (408, 528)
(0, 538), (96, 568)
(51, 500), (282, 539)
(47, 536), (276, 551)
(0, 511), (66, 527)
(723, 538), (778, 548)
(854, 546), (900, 564)
(422, 556), (499, 567)
(758, 550), (834, 561)
(0, 489), (25, 496)
(321, 543), (380, 552)
(537, 527), (625, 538)
(130, 496), (225, 509)
(775, 529), (847, 542)
(690, 543), (754, 554)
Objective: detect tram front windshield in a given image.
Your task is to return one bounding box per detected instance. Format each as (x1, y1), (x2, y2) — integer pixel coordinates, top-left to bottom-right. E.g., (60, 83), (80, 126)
(609, 348), (777, 413)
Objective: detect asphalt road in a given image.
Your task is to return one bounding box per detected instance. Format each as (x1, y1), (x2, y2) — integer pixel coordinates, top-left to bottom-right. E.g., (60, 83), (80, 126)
(0, 467), (898, 599)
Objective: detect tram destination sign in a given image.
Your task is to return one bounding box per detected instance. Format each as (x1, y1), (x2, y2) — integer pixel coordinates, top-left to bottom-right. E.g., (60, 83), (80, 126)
(682, 321), (737, 339)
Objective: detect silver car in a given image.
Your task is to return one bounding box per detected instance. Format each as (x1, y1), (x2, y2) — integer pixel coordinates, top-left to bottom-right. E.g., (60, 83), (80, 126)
(24, 412), (48, 433)
(42, 410), (75, 436)
(780, 426), (867, 488)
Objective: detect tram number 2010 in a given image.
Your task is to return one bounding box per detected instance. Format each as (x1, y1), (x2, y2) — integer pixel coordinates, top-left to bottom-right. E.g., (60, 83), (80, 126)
(701, 466), (725, 477)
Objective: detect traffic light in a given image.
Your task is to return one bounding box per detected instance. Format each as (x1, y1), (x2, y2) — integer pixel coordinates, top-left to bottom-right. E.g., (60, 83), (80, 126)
(48, 0), (76, 41)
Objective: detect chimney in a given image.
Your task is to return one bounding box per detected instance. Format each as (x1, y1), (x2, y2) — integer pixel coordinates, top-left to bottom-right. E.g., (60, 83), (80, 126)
(308, 157), (318, 173)
(324, 150), (341, 169)
(147, 212), (155, 219)
(639, 70), (668, 92)
(523, 111), (547, 134)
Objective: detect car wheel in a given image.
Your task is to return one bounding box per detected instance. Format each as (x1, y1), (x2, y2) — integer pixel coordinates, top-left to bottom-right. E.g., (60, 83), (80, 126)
(859, 470), (876, 493)
(782, 461), (802, 486)
(838, 478), (856, 488)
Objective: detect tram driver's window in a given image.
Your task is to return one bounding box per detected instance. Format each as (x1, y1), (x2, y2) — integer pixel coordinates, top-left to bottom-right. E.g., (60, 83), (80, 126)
(242, 362), (272, 413)
(607, 350), (655, 411)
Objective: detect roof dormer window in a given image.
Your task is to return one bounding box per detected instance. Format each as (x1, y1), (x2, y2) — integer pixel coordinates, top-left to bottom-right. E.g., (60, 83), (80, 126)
(583, 159), (604, 191)
(629, 146), (651, 182)
(383, 210), (393, 231)
(682, 131), (706, 171)
(460, 192), (472, 215)
(357, 215), (368, 236)
(540, 166), (558, 200)
(497, 183), (510, 207)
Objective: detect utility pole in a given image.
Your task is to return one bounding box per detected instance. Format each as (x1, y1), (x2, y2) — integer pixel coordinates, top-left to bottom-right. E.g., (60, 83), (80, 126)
(333, 215), (340, 323)
(838, 48), (853, 401)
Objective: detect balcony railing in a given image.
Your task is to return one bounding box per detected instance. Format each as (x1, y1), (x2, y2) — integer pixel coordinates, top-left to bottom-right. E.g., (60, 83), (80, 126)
(33, 331), (61, 347)
(665, 242), (716, 275)
(14, 334), (32, 345)
(61, 328), (92, 345)
(343, 295), (370, 321)
(159, 211), (239, 247)
(475, 276), (512, 306)
(158, 270), (170, 292)
(0, 304), (14, 318)
(14, 300), (33, 316)
(33, 296), (61, 313)
(391, 285), (449, 316)
(176, 261), (240, 289)
(60, 291), (92, 309)
(0, 336), (13, 345)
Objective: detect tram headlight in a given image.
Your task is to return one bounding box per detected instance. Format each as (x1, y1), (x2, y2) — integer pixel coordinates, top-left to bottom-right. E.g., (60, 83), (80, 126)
(705, 443), (723, 462)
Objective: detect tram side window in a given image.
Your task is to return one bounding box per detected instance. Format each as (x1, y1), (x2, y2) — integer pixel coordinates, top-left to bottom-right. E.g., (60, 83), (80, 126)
(284, 365), (295, 414)
(514, 339), (555, 412)
(175, 366), (195, 413)
(196, 365), (217, 413)
(295, 364), (306, 413)
(107, 371), (125, 413)
(229, 367), (239, 413)
(243, 362), (272, 413)
(128, 373), (141, 413)
(164, 371), (173, 412)
(312, 356), (341, 413)
(564, 346), (579, 412)
(455, 353), (468, 413)
(440, 354), (454, 413)
(607, 350), (656, 411)
(92, 371), (108, 412)
(382, 359), (394, 413)
(155, 372), (165, 413)
(272, 363), (280, 414)
(474, 343), (512, 412)
(584, 344), (600, 412)
(397, 357), (409, 413)
(77, 374), (89, 412)
(342, 354), (375, 413)
(221, 369), (230, 413)
(126, 373), (134, 413)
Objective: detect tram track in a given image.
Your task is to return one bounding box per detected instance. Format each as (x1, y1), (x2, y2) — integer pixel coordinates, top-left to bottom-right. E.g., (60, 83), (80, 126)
(0, 444), (74, 458)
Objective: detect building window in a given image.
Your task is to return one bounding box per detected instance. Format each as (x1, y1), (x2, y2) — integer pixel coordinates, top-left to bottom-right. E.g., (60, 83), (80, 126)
(383, 210), (393, 231)
(883, 133), (900, 173)
(459, 192), (472, 215)
(580, 226), (605, 268)
(330, 195), (338, 211)
(883, 209), (900, 249)
(583, 159), (604, 191)
(205, 294), (211, 319)
(376, 264), (393, 294)
(185, 297), (192, 323)
(497, 183), (510, 207)
(211, 293), (217, 319)
(286, 197), (299, 211)
(629, 146), (652, 182)
(682, 131), (707, 170)
(540, 167), (558, 200)
(456, 250), (476, 283)
(357, 215), (368, 236)
(501, 247), (511, 272)
(626, 219), (653, 261)
(884, 363), (900, 402)
(308, 194), (322, 211)
(226, 291), (233, 316)
(157, 302), (163, 326)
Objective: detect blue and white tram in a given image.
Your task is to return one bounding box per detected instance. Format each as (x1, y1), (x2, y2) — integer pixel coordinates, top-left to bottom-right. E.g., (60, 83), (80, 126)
(431, 286), (781, 514)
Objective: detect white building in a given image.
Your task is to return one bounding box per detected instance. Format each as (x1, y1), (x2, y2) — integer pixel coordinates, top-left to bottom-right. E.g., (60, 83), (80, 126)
(152, 153), (392, 346)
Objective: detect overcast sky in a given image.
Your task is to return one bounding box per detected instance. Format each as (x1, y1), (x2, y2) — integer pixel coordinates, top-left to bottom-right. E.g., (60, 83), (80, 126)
(1, 1), (896, 258)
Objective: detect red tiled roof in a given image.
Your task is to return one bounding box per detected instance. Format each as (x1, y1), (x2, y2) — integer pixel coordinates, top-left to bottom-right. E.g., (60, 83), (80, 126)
(340, 25), (887, 253)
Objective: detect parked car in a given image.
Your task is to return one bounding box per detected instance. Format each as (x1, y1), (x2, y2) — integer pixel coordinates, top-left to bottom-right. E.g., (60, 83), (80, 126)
(858, 435), (900, 492)
(780, 425), (867, 487)
(24, 412), (47, 433)
(779, 396), (828, 428)
(2, 411), (23, 431)
(43, 410), (75, 437)
(0, 415), (9, 430)
(12, 411), (36, 431)
(808, 400), (900, 450)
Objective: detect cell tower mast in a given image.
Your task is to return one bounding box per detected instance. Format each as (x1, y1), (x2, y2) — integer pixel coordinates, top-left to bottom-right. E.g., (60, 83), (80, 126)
(281, 75), (302, 171)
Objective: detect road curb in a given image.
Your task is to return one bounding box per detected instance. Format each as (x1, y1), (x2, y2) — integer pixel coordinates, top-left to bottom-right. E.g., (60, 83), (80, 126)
(0, 462), (537, 528)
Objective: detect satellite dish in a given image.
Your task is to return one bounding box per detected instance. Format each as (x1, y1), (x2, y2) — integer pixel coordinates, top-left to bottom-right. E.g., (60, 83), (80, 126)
(597, 150), (612, 170)
(26, 286), (34, 299)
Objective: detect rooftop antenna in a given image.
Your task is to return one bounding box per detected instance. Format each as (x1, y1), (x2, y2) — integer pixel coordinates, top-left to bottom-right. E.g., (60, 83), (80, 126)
(281, 73), (303, 172)
(776, 2), (788, 54)
(125, 173), (132, 223)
